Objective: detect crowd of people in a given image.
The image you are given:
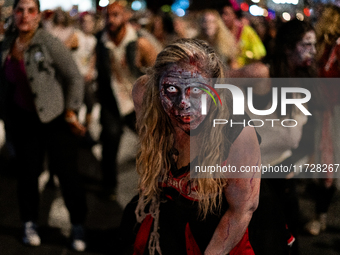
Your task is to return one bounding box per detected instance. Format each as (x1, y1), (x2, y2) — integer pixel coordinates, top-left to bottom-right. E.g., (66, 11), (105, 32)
(0, 0), (340, 254)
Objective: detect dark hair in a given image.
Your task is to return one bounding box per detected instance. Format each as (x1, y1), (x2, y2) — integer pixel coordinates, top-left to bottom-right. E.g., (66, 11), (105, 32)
(13, 0), (41, 12)
(216, 1), (243, 19)
(276, 19), (314, 51)
(153, 13), (175, 35)
(53, 9), (70, 27)
(5, 0), (41, 36)
(271, 19), (316, 77)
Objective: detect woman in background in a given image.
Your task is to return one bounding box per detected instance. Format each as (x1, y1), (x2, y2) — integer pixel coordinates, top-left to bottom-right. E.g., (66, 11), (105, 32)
(0, 0), (87, 251)
(48, 8), (78, 50)
(305, 4), (340, 236)
(253, 19), (317, 254)
(197, 9), (238, 69)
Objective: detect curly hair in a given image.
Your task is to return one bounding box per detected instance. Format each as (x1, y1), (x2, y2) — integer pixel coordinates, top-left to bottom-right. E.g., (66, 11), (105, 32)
(136, 38), (232, 218)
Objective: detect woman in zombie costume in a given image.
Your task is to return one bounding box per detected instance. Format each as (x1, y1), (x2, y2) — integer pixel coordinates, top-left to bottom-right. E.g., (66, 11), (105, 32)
(116, 39), (291, 255)
(304, 4), (340, 236)
(133, 38), (260, 255)
(271, 19), (317, 78)
(250, 19), (317, 255)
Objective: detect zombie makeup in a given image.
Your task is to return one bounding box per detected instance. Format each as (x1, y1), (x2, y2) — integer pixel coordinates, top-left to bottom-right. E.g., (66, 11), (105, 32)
(159, 63), (212, 133)
(293, 30), (317, 67)
(14, 0), (41, 33)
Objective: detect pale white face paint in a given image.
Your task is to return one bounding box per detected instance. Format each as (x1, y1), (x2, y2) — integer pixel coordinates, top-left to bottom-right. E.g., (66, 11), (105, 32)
(293, 30), (317, 67)
(159, 63), (212, 133)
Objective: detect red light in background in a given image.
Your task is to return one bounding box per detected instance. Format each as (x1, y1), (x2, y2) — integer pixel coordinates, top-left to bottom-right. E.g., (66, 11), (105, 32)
(304, 8), (310, 16)
(240, 3), (249, 12)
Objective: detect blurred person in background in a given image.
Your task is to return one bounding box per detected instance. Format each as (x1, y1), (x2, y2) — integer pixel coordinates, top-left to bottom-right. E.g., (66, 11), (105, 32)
(304, 4), (340, 236)
(150, 12), (180, 47)
(271, 19), (317, 78)
(45, 9), (81, 187)
(72, 11), (98, 144)
(48, 8), (78, 50)
(251, 17), (277, 64)
(40, 9), (53, 30)
(173, 16), (190, 38)
(258, 19), (317, 254)
(95, 1), (157, 200)
(0, 0), (87, 251)
(220, 1), (266, 67)
(196, 9), (238, 69)
(129, 11), (163, 53)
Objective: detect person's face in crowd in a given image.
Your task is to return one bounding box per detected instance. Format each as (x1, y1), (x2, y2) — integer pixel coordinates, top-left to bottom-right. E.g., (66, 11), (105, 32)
(201, 13), (217, 39)
(221, 6), (236, 29)
(292, 30), (317, 67)
(54, 10), (66, 26)
(14, 0), (41, 33)
(81, 14), (95, 34)
(159, 63), (211, 133)
(106, 3), (125, 34)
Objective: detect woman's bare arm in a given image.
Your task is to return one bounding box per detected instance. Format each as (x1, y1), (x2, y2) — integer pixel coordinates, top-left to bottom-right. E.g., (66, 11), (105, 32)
(205, 126), (261, 255)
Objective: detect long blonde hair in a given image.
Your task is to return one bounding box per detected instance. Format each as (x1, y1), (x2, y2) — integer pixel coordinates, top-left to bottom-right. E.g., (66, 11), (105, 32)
(196, 9), (238, 65)
(136, 38), (231, 218)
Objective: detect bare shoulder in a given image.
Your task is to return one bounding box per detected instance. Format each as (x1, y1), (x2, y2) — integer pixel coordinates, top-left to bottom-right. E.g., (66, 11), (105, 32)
(232, 126), (260, 169)
(225, 126), (261, 182)
(232, 126), (259, 150)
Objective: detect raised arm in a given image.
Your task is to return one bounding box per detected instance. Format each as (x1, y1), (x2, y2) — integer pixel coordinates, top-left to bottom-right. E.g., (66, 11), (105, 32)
(205, 126), (261, 255)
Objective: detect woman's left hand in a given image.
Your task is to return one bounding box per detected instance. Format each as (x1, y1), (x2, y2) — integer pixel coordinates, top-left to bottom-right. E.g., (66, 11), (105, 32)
(65, 109), (86, 136)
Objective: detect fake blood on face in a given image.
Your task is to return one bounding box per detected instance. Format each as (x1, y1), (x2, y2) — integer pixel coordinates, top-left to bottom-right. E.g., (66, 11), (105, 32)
(159, 63), (212, 133)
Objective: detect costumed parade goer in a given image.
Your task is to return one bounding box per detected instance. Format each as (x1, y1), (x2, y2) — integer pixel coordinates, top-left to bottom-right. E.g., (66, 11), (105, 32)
(117, 38), (267, 255)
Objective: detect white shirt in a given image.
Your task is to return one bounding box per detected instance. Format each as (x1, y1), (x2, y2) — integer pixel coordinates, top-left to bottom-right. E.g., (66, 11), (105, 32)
(72, 29), (97, 77)
(101, 24), (138, 116)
